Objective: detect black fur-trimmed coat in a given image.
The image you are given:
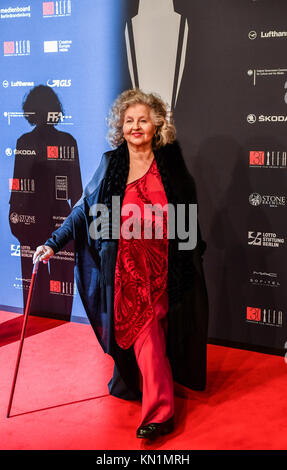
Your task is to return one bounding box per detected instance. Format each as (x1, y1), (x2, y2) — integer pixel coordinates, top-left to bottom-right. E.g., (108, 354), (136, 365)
(45, 140), (209, 399)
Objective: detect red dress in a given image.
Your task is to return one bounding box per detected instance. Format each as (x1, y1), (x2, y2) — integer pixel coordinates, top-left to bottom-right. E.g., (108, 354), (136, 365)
(114, 157), (169, 350)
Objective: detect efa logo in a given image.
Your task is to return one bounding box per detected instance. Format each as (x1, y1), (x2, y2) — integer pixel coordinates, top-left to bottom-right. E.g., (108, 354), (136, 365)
(43, 1), (55, 15)
(47, 146), (59, 159)
(250, 151), (264, 166)
(50, 280), (61, 293)
(50, 280), (76, 296)
(9, 178), (19, 191)
(4, 40), (30, 56)
(246, 306), (261, 322)
(4, 41), (15, 55)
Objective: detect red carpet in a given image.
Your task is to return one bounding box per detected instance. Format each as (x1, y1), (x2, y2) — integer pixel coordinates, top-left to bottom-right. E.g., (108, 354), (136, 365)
(0, 310), (286, 450)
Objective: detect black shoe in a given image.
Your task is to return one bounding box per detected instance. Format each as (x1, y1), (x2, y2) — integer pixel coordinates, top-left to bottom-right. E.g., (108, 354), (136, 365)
(136, 416), (174, 440)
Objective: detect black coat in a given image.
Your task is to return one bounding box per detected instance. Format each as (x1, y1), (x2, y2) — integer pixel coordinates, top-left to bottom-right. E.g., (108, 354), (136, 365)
(45, 140), (209, 400)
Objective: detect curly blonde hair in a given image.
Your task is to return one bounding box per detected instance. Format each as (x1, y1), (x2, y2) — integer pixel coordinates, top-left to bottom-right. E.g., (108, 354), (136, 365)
(106, 88), (176, 149)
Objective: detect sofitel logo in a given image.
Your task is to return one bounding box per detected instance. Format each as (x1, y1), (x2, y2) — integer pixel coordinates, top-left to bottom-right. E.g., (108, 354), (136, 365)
(250, 271), (280, 288)
(246, 306), (283, 327)
(13, 276), (31, 291)
(248, 231), (285, 248)
(249, 151), (287, 168)
(249, 193), (285, 208)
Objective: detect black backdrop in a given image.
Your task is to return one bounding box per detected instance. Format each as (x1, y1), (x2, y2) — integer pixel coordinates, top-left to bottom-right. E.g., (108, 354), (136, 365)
(122, 0), (287, 354)
(4, 0), (287, 356)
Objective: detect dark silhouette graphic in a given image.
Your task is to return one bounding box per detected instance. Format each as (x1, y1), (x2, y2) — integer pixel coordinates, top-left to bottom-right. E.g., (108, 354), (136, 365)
(9, 85), (82, 320)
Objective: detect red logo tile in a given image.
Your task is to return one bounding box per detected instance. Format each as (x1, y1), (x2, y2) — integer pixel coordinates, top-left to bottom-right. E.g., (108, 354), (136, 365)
(249, 151), (264, 165)
(9, 178), (19, 191)
(50, 280), (61, 293)
(4, 41), (15, 55)
(47, 146), (59, 159)
(246, 306), (261, 322)
(43, 2), (55, 15)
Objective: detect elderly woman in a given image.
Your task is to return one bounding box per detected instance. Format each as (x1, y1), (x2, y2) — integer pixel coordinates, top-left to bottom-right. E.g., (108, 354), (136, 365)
(33, 89), (208, 440)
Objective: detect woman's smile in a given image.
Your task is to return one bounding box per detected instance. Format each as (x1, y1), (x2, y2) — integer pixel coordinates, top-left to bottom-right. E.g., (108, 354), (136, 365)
(123, 103), (156, 148)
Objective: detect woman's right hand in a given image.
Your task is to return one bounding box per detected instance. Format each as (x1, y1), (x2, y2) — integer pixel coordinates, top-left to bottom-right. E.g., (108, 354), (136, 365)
(33, 245), (54, 264)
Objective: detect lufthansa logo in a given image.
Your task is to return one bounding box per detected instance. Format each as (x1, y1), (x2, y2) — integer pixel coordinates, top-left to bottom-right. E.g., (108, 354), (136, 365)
(248, 31), (257, 40)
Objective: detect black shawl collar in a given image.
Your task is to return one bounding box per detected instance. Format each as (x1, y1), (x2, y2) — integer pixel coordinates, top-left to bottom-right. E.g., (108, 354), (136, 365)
(99, 140), (199, 307)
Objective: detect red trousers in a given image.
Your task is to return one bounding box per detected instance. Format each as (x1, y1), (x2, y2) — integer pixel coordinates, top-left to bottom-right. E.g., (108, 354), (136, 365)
(133, 293), (174, 426)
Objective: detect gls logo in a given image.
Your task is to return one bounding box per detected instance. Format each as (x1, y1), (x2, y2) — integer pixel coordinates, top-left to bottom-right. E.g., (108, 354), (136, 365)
(47, 79), (72, 88)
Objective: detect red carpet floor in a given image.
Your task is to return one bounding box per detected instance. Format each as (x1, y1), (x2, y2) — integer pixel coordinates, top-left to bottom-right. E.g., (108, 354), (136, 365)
(0, 310), (287, 450)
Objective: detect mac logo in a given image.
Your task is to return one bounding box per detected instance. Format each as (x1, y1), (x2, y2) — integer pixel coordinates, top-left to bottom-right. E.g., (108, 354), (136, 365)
(125, 0), (189, 109)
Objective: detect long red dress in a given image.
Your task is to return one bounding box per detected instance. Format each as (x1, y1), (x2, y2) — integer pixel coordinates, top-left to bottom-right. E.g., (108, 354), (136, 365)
(114, 157), (169, 350)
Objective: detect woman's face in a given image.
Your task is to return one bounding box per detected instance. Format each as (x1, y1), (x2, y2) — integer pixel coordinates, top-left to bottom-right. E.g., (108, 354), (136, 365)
(122, 103), (156, 149)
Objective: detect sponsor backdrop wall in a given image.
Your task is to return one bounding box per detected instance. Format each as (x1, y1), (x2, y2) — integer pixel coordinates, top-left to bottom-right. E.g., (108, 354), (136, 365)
(1, 0), (286, 355)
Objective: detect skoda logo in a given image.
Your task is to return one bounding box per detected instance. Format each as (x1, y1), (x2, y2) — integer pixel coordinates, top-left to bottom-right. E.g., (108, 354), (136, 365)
(249, 193), (262, 206)
(247, 114), (256, 124)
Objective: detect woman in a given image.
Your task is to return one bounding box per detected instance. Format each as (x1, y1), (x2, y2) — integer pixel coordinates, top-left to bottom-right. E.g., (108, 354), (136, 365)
(33, 89), (209, 440)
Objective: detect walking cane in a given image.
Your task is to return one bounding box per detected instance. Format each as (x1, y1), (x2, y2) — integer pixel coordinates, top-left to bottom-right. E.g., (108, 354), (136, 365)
(6, 255), (41, 418)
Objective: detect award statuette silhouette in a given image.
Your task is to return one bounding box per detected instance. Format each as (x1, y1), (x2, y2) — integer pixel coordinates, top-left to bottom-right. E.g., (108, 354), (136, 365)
(125, 0), (189, 109)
